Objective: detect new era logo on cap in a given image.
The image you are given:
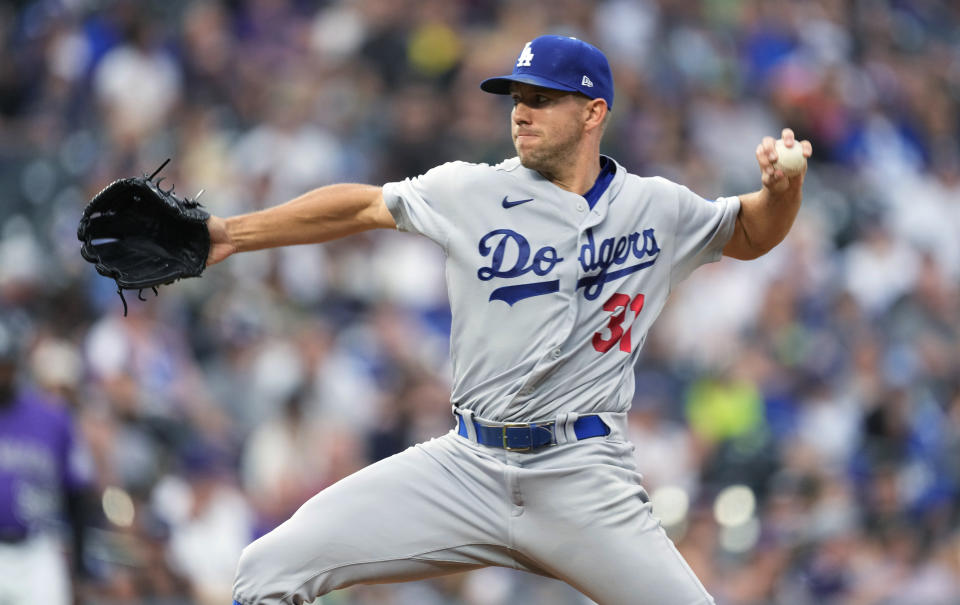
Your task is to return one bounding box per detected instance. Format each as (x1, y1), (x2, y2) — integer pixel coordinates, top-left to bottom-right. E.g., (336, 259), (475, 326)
(480, 35), (615, 110)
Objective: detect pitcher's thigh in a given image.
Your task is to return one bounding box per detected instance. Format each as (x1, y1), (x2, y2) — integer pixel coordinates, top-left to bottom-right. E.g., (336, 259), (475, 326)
(573, 510), (713, 605)
(517, 445), (715, 605)
(233, 437), (512, 604)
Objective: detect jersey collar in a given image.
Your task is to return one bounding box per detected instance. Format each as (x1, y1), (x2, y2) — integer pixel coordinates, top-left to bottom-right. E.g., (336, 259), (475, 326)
(583, 156), (616, 210)
(498, 154), (626, 203)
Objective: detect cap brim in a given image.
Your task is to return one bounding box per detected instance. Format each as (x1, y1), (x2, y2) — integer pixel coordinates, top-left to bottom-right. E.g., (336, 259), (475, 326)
(480, 74), (580, 95)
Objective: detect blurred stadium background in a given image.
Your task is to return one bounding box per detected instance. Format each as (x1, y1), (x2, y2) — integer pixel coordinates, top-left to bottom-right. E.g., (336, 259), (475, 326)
(1, 0), (959, 603)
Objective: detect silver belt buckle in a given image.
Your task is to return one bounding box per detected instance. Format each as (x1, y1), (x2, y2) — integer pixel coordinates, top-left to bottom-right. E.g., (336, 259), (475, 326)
(501, 422), (558, 451)
(501, 423), (532, 451)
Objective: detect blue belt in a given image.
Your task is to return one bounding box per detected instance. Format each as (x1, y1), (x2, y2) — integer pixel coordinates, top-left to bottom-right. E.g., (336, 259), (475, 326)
(457, 413), (609, 451)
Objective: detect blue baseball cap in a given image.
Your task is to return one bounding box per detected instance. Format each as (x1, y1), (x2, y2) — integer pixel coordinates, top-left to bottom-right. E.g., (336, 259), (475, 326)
(481, 35), (614, 110)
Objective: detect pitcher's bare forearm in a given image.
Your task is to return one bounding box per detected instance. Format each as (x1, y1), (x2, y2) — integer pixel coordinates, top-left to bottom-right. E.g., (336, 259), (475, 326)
(725, 183), (803, 259)
(207, 184), (394, 265)
(723, 129), (812, 260)
(230, 184), (393, 250)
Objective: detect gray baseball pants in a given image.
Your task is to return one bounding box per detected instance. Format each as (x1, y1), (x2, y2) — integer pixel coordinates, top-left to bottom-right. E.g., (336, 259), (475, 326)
(232, 412), (714, 605)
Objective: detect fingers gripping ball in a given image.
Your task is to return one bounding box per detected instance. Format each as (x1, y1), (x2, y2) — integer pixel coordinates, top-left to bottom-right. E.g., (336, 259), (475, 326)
(774, 139), (806, 177)
(77, 159), (210, 315)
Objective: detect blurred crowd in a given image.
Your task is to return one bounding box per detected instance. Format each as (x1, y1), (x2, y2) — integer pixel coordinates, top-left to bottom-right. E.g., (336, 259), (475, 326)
(1, 0), (959, 603)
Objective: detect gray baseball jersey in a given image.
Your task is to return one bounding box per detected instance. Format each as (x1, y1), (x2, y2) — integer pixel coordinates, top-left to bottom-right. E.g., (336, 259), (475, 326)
(383, 156), (738, 421)
(232, 157), (737, 605)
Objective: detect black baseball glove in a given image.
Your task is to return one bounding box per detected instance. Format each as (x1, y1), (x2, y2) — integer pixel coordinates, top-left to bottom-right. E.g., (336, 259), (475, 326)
(77, 159), (210, 314)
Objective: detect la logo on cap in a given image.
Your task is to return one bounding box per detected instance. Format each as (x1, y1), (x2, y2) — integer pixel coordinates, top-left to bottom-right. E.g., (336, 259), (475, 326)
(517, 42), (534, 67)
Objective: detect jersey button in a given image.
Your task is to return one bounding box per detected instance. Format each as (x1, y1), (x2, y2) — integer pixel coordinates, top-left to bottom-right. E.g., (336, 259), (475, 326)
(519, 387), (533, 396)
(551, 348), (562, 359)
(576, 203), (585, 212)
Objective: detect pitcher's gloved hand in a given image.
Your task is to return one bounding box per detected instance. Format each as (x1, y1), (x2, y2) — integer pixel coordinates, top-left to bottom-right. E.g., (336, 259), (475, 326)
(77, 159), (209, 314)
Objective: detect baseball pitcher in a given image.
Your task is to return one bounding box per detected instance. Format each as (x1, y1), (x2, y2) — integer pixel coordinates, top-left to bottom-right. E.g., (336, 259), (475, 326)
(210, 35), (812, 605)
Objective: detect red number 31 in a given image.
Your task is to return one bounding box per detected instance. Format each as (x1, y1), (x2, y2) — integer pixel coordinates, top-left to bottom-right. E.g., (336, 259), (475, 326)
(592, 292), (645, 353)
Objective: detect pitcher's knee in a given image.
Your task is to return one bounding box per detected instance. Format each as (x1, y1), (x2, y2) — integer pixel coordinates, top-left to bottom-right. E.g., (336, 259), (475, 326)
(233, 530), (347, 605)
(233, 534), (293, 604)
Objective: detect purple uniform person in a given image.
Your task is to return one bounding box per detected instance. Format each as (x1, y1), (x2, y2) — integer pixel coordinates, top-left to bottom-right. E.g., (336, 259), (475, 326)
(0, 322), (94, 605)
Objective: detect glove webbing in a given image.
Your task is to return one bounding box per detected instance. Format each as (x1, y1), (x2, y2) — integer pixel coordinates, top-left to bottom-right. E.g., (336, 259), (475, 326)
(117, 159), (169, 316)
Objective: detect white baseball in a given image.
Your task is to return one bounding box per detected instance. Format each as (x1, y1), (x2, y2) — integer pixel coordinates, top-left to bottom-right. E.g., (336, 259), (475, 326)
(774, 139), (806, 177)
